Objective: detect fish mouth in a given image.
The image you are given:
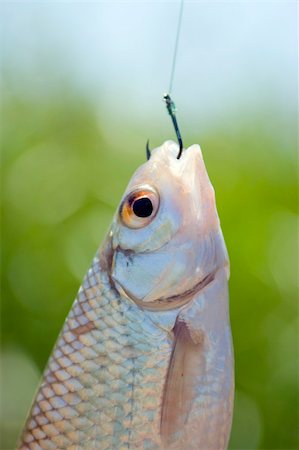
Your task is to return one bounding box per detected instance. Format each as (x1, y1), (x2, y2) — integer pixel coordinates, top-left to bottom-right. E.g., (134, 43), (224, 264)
(112, 271), (215, 311)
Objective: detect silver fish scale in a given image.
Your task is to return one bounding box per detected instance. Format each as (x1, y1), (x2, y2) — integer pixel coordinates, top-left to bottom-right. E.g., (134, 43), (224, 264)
(19, 254), (172, 450)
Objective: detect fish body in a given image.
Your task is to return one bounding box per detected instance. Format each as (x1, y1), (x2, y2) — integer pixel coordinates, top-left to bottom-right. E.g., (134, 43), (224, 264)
(18, 141), (234, 450)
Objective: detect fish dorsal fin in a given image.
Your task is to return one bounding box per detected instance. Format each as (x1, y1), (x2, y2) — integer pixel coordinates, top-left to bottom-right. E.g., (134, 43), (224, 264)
(160, 319), (203, 447)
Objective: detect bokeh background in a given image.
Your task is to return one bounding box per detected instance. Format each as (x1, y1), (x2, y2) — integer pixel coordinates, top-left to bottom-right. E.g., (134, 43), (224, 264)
(1, 1), (298, 449)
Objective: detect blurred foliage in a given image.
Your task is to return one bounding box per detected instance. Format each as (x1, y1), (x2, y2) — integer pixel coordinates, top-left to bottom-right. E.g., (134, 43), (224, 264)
(1, 86), (298, 450)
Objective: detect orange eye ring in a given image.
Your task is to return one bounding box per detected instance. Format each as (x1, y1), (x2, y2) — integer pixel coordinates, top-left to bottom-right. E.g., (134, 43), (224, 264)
(120, 186), (159, 229)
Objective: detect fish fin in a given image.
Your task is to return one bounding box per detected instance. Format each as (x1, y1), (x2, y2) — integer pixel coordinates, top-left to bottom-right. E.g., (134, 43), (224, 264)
(160, 319), (203, 447)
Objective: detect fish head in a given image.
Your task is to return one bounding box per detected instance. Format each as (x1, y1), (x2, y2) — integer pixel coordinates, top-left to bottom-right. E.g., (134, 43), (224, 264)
(107, 140), (229, 310)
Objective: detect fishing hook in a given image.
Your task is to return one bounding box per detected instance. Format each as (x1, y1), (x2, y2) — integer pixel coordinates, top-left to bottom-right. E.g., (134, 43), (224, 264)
(145, 94), (184, 160)
(163, 93), (183, 159)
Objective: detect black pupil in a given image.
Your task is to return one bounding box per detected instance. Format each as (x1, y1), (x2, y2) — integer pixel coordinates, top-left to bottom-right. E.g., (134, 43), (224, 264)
(132, 197), (153, 218)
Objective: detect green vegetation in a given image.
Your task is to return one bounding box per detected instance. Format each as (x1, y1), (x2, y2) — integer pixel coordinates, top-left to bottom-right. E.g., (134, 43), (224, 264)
(1, 88), (298, 450)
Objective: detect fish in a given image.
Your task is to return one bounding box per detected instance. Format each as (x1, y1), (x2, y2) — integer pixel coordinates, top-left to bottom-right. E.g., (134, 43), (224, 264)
(18, 140), (234, 450)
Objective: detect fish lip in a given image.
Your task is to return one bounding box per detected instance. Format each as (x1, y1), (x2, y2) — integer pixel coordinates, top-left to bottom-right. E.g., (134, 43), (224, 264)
(112, 271), (216, 311)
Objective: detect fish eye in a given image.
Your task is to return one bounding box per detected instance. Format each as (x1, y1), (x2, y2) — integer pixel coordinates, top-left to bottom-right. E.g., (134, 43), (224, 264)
(133, 197), (153, 217)
(120, 186), (159, 229)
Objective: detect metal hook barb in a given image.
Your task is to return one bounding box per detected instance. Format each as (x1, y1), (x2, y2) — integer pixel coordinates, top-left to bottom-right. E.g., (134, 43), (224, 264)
(163, 93), (183, 159)
(146, 139), (151, 160)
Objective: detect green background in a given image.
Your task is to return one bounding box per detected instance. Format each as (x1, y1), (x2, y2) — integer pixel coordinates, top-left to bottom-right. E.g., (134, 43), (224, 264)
(2, 87), (298, 450)
(1, 2), (298, 450)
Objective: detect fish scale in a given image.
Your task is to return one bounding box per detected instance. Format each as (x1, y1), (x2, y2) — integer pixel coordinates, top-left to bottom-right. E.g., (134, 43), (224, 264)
(19, 254), (173, 450)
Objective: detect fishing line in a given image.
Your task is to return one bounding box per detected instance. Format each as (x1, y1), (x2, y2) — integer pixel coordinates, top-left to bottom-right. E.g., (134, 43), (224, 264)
(164, 0), (184, 159)
(167, 0), (184, 95)
(147, 0), (185, 160)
